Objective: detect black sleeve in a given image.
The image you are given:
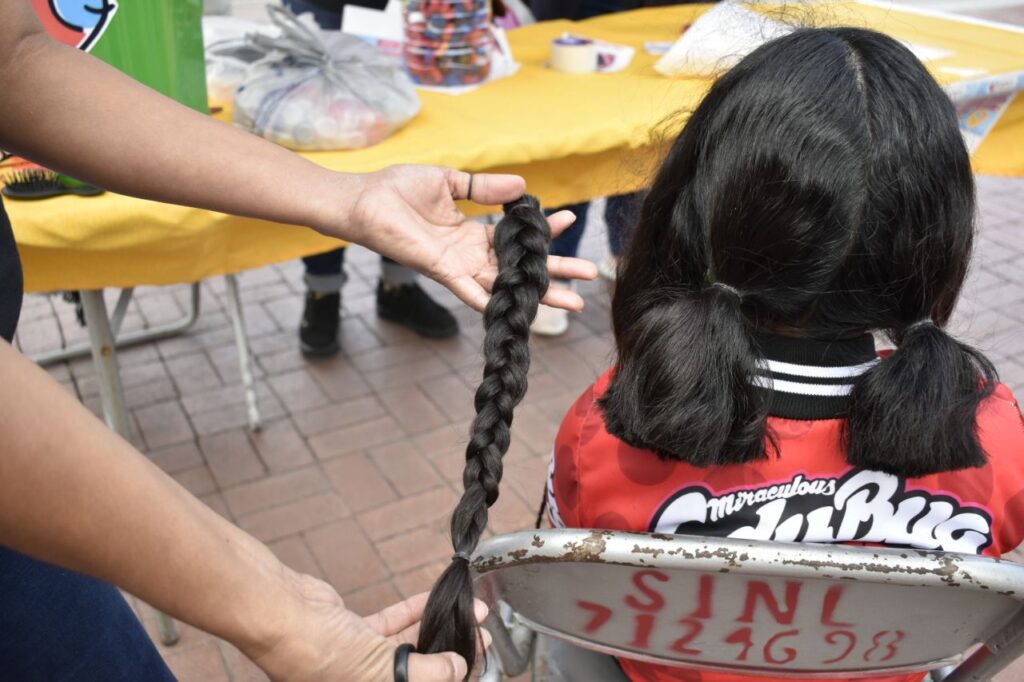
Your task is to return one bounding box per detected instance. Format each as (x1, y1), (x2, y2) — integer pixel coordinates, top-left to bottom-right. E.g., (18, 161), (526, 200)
(0, 198), (24, 342)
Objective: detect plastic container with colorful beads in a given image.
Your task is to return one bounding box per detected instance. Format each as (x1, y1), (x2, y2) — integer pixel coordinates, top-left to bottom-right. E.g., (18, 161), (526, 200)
(402, 0), (493, 86)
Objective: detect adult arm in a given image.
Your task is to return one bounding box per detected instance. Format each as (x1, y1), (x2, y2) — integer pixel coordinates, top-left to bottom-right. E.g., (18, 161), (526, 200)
(0, 0), (596, 311)
(0, 339), (472, 680)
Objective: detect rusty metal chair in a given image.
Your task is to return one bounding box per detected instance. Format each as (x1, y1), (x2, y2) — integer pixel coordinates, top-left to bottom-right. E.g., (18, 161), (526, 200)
(474, 529), (1024, 681)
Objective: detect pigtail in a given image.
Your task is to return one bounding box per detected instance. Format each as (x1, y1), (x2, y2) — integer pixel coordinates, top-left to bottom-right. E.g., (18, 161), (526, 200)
(846, 321), (997, 477)
(600, 282), (770, 466)
(416, 195), (550, 672)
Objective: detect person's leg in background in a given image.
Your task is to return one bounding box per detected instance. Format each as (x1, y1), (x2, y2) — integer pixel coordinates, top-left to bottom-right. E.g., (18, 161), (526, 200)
(376, 256), (458, 339)
(282, 0), (343, 28)
(301, 248), (347, 356)
(527, 0), (643, 336)
(285, 0), (459, 356)
(530, 192), (641, 337)
(0, 547), (176, 681)
(548, 202), (590, 261)
(531, 201), (589, 336)
(602, 190), (641, 278)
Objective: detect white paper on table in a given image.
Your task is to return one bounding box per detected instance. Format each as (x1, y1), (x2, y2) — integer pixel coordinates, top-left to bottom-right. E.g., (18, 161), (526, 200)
(645, 41), (672, 56)
(654, 1), (791, 77)
(940, 66), (989, 79)
(903, 42), (954, 63)
(652, 3), (955, 78)
(597, 43), (635, 72)
(342, 0), (404, 42)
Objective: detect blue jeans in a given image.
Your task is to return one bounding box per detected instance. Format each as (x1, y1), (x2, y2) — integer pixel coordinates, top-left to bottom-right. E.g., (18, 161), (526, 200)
(549, 192), (641, 259)
(282, 0), (342, 28)
(0, 547), (175, 681)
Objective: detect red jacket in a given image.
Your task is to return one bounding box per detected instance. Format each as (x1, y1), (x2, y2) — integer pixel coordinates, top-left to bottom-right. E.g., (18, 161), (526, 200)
(549, 363), (1024, 682)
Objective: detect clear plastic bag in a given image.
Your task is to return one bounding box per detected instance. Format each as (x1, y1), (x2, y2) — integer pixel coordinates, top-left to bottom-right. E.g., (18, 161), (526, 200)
(233, 7), (421, 151)
(203, 16), (278, 111)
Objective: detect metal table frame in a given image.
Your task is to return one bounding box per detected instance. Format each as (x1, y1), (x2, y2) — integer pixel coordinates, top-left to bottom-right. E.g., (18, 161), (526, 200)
(32, 275), (261, 432)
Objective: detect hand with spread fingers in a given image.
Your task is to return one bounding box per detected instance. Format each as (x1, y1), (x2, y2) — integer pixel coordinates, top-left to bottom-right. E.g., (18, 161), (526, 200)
(338, 164), (598, 312)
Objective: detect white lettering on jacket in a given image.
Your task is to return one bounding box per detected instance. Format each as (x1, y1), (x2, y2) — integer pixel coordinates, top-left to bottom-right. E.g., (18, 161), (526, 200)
(650, 470), (992, 554)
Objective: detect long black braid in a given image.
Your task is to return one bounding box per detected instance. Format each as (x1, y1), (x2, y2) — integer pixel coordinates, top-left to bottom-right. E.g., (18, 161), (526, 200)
(416, 195), (551, 672)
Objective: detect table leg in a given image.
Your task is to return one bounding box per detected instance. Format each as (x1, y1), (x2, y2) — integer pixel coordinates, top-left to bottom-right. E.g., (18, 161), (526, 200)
(80, 291), (129, 435)
(33, 283), (201, 367)
(79, 290), (181, 647)
(223, 275), (261, 432)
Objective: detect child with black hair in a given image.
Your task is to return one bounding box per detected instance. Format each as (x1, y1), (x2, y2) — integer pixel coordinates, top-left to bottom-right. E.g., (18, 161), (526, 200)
(414, 22), (1024, 682)
(543, 25), (1024, 682)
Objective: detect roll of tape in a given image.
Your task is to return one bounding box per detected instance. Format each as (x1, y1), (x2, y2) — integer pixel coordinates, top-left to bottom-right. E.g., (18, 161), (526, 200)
(550, 35), (597, 74)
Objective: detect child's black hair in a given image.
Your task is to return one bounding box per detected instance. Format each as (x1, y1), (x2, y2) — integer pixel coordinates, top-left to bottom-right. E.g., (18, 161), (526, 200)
(601, 27), (996, 477)
(417, 195), (551, 672)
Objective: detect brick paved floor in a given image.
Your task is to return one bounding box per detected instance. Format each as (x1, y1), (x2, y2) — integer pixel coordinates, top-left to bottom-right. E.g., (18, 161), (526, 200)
(13, 1), (1024, 680)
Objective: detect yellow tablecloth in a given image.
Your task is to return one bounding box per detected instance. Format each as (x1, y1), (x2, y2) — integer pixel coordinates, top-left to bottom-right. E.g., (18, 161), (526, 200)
(8, 2), (1024, 293)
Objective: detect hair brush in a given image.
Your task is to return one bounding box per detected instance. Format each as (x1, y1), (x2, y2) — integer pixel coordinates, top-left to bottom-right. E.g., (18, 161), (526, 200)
(2, 169), (103, 200)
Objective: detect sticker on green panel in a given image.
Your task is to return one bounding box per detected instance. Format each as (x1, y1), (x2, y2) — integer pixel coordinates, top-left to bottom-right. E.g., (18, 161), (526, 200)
(30, 0), (208, 112)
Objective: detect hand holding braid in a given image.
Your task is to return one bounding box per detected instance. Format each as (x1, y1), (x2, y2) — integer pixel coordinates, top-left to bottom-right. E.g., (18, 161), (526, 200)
(416, 195), (551, 674)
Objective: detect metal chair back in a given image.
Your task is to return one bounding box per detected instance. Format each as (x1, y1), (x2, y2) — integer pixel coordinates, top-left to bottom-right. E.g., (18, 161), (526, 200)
(473, 529), (1024, 680)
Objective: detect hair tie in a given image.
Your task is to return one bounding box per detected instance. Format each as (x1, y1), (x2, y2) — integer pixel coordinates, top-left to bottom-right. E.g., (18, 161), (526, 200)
(906, 319), (935, 333)
(452, 551), (472, 563)
(710, 281), (743, 301)
(467, 174), (475, 202)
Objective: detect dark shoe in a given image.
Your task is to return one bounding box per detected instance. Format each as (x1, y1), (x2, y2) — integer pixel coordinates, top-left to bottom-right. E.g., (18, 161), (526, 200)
(299, 292), (341, 357)
(376, 282), (459, 339)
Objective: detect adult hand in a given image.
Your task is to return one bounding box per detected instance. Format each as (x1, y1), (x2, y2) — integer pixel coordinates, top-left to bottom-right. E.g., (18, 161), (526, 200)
(363, 592), (491, 679)
(250, 570), (487, 681)
(334, 164), (599, 312)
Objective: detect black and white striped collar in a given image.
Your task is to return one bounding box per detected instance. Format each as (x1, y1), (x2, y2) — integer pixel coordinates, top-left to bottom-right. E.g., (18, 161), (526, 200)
(751, 332), (879, 420)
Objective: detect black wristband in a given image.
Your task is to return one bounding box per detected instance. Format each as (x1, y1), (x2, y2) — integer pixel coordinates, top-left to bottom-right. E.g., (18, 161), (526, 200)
(394, 643), (416, 682)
